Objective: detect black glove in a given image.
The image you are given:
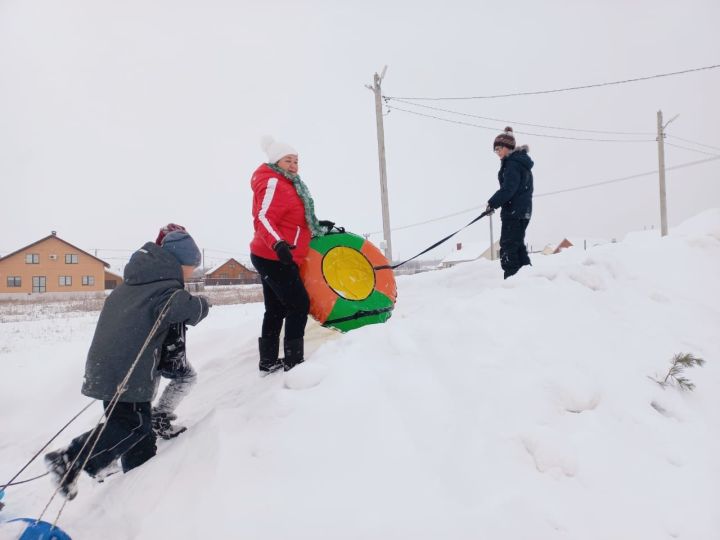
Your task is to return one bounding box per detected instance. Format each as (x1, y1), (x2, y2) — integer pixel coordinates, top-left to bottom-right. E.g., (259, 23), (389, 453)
(485, 204), (495, 215)
(274, 240), (295, 265)
(319, 220), (335, 231)
(196, 295), (212, 322)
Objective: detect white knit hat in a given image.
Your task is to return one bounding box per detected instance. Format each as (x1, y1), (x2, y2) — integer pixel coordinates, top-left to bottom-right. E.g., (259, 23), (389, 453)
(261, 135), (298, 164)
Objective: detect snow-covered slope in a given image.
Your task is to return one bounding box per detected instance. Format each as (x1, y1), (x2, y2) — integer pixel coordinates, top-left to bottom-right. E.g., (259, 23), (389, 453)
(2, 210), (720, 540)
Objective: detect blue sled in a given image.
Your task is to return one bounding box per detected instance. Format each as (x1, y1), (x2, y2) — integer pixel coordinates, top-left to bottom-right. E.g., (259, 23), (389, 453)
(7, 518), (72, 540)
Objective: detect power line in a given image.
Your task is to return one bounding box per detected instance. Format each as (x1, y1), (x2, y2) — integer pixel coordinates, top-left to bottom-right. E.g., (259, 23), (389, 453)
(385, 63), (720, 101)
(388, 98), (654, 136)
(665, 142), (720, 157)
(387, 105), (656, 143)
(667, 135), (720, 152)
(365, 155), (720, 235)
(535, 156), (719, 197)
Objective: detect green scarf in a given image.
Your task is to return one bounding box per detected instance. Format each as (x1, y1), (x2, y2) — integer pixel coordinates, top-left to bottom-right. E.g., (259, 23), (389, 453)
(266, 163), (325, 238)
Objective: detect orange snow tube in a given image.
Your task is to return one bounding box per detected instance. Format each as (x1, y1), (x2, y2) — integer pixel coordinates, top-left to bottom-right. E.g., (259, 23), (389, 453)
(299, 231), (397, 332)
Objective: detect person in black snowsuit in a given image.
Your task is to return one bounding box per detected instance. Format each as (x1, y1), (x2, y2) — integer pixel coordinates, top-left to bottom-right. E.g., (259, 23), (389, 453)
(486, 126), (534, 279)
(44, 230), (211, 500)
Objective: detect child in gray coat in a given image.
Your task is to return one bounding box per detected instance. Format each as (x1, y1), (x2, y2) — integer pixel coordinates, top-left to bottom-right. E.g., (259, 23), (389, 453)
(44, 230), (210, 500)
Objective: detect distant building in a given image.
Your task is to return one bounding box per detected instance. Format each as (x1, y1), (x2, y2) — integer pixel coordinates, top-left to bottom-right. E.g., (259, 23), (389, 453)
(104, 270), (124, 290)
(204, 258), (259, 286)
(548, 237), (611, 255)
(553, 238), (575, 254)
(0, 231), (110, 296)
(439, 241), (500, 269)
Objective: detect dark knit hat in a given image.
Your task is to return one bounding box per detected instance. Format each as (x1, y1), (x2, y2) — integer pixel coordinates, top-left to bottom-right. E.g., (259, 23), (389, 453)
(161, 231), (201, 267)
(493, 126), (516, 151)
(155, 223), (187, 246)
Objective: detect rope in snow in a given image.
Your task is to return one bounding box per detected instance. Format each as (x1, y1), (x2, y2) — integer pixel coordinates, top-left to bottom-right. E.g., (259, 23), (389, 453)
(0, 400), (96, 510)
(35, 289), (184, 529)
(3, 472), (49, 487)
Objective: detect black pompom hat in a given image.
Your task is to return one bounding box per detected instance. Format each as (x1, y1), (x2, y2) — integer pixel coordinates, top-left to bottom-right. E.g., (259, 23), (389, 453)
(493, 126), (516, 150)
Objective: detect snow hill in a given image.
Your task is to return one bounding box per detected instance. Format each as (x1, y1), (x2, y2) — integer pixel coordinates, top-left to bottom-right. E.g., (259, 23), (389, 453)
(1, 210), (720, 540)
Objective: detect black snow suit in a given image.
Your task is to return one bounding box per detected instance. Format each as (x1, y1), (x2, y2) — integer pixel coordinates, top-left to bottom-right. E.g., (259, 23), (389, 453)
(487, 146), (534, 278)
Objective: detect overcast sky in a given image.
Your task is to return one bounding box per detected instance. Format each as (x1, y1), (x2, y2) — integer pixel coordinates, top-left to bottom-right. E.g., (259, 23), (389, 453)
(1, 0), (719, 269)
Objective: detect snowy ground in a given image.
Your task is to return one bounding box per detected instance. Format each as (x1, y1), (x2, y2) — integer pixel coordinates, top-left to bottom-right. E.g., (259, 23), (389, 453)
(1, 210), (719, 540)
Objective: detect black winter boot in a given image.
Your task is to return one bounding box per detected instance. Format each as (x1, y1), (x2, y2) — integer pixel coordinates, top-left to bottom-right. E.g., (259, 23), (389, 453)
(259, 337), (283, 376)
(45, 449), (82, 500)
(283, 337), (304, 371)
(151, 412), (187, 440)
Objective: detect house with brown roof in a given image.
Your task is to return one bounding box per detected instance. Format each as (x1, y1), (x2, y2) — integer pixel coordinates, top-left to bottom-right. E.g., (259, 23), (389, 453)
(204, 258), (259, 285)
(0, 231), (110, 295)
(553, 238), (575, 254)
(544, 237), (613, 255)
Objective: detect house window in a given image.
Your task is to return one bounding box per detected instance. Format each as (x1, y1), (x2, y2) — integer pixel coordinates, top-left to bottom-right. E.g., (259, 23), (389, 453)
(32, 276), (46, 293)
(65, 254), (78, 264)
(7, 276), (21, 287)
(82, 275), (95, 286)
(219, 273), (229, 279)
(59, 276), (72, 286)
(25, 253), (39, 264)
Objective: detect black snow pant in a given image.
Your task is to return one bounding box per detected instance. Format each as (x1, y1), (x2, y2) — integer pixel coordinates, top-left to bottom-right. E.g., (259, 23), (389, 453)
(66, 401), (156, 475)
(499, 218), (531, 279)
(251, 253), (310, 341)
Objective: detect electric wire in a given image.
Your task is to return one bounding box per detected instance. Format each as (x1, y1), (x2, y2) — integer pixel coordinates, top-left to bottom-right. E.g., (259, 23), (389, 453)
(386, 105), (656, 143)
(388, 98), (655, 136)
(364, 155), (720, 235)
(386, 63), (720, 101)
(665, 142), (720, 157)
(667, 135), (720, 152)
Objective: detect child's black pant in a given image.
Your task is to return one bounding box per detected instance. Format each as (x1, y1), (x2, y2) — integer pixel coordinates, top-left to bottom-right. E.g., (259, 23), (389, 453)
(251, 253), (310, 340)
(66, 401), (156, 475)
(499, 218), (531, 279)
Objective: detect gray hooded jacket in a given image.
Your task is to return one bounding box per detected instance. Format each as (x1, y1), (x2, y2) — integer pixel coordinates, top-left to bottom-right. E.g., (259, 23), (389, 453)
(82, 242), (209, 403)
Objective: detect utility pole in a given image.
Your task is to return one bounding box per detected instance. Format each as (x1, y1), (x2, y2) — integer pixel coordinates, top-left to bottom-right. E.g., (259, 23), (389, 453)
(656, 110), (668, 237)
(656, 110), (678, 237)
(367, 66), (393, 261)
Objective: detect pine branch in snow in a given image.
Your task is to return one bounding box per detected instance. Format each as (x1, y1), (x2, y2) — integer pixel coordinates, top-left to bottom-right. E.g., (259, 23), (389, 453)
(653, 353), (705, 391)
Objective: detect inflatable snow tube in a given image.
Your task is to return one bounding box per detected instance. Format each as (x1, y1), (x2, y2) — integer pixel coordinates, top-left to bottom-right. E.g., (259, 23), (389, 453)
(6, 518), (72, 540)
(300, 231), (397, 332)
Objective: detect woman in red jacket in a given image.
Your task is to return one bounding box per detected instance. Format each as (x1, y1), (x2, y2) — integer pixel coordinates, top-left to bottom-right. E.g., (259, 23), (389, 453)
(250, 136), (332, 374)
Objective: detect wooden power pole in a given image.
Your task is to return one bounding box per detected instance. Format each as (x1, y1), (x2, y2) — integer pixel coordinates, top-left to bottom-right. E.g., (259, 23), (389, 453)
(656, 110), (669, 237)
(656, 110), (678, 237)
(367, 66), (393, 261)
